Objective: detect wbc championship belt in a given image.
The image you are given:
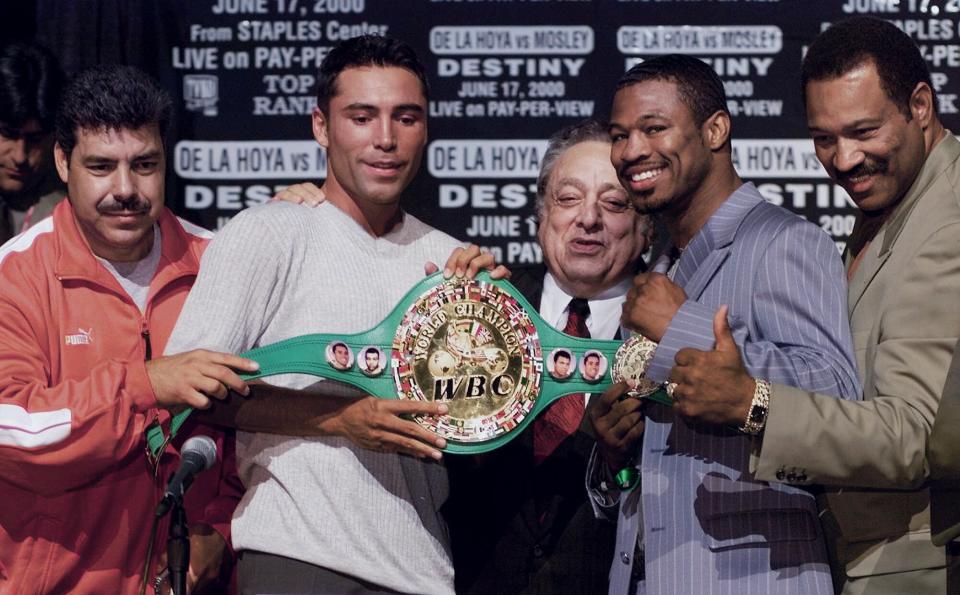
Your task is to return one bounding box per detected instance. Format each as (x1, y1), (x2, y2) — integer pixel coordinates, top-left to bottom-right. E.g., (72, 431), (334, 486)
(149, 272), (669, 457)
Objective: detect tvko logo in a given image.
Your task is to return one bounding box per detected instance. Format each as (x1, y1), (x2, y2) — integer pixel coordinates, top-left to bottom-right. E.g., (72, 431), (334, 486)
(65, 327), (94, 346)
(183, 75), (219, 116)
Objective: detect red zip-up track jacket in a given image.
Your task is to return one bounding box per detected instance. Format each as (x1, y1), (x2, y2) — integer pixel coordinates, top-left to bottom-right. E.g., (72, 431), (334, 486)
(0, 201), (242, 594)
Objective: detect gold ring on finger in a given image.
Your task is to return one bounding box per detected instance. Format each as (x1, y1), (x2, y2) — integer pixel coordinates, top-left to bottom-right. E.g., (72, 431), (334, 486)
(665, 382), (678, 398)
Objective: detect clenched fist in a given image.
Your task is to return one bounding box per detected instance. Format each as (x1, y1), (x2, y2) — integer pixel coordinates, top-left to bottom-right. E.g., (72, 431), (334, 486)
(621, 272), (686, 342)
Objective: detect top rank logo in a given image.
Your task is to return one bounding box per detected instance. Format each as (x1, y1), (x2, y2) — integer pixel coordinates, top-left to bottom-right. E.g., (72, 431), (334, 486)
(65, 328), (94, 346)
(183, 74), (219, 116)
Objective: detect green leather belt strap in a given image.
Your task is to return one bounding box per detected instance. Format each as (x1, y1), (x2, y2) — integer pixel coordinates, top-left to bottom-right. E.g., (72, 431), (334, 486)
(147, 272), (669, 457)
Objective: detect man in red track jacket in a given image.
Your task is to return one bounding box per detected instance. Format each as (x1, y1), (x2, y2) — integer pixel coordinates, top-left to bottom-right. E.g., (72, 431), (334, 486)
(0, 65), (255, 594)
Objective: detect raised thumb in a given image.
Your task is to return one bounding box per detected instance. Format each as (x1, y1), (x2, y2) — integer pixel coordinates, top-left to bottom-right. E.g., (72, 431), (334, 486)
(713, 305), (736, 352)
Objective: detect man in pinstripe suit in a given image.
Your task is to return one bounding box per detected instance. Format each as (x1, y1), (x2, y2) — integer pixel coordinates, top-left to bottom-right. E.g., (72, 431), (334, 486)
(587, 55), (861, 594)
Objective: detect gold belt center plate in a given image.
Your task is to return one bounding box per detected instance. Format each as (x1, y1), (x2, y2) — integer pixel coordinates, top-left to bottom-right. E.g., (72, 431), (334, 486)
(392, 279), (543, 442)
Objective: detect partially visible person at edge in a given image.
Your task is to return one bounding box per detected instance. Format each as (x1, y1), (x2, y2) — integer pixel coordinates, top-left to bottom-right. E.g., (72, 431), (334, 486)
(662, 17), (960, 594)
(0, 65), (252, 593)
(930, 341), (960, 593)
(0, 42), (65, 244)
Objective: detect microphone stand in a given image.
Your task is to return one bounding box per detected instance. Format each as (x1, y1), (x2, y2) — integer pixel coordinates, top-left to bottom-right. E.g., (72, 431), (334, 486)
(154, 434), (216, 594)
(167, 499), (190, 595)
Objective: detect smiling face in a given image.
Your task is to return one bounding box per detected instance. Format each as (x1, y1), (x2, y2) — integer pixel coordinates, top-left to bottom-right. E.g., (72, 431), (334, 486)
(539, 140), (648, 297)
(333, 344), (350, 367)
(806, 61), (928, 214)
(583, 353), (600, 379)
(609, 79), (715, 217)
(312, 66), (427, 212)
(55, 125), (164, 262)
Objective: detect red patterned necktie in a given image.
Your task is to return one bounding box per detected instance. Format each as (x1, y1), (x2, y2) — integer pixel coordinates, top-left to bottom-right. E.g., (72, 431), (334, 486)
(533, 298), (590, 464)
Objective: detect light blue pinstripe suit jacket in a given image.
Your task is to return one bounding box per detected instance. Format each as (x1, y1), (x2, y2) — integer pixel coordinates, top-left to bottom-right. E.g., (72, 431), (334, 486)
(604, 183), (862, 595)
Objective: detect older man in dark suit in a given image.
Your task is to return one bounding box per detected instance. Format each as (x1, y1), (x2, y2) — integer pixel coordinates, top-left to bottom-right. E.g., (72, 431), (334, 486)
(444, 118), (653, 595)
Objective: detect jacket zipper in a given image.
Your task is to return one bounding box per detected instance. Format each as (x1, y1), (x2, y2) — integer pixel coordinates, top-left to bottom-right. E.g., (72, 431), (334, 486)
(142, 324), (152, 361)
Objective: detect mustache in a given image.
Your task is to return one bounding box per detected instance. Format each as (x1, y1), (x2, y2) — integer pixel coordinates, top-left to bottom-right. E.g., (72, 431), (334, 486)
(838, 159), (887, 182)
(97, 196), (151, 215)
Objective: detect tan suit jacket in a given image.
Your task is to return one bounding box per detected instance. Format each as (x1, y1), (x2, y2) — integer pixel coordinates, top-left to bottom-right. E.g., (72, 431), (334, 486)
(930, 340), (960, 547)
(754, 134), (960, 593)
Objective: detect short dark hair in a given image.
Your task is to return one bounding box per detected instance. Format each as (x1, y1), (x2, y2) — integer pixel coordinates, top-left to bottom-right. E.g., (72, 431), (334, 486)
(364, 347), (379, 358)
(536, 118), (610, 216)
(801, 17), (934, 118)
(554, 350), (570, 363)
(617, 55), (729, 128)
(315, 35), (429, 115)
(55, 64), (172, 159)
(0, 42), (64, 131)
(584, 352), (600, 364)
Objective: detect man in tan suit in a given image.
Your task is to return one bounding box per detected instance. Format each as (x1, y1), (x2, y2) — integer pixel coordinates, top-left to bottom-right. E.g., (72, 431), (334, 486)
(661, 17), (960, 594)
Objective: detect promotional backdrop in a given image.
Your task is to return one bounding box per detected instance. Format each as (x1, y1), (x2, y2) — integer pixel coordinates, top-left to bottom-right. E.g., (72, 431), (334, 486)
(35, 0), (960, 261)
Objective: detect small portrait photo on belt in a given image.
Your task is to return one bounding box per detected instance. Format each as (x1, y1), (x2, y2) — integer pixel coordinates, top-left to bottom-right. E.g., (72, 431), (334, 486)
(548, 348), (575, 380)
(359, 345), (385, 377)
(326, 341), (354, 371)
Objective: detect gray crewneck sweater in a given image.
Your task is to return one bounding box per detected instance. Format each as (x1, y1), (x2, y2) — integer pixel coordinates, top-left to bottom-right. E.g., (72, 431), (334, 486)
(165, 200), (461, 594)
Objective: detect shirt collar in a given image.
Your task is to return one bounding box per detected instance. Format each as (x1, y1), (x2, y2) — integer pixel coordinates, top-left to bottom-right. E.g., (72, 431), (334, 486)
(540, 271), (632, 340)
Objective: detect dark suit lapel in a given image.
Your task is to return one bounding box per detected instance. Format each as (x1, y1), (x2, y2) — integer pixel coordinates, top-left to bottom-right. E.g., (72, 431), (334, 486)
(507, 263), (546, 311)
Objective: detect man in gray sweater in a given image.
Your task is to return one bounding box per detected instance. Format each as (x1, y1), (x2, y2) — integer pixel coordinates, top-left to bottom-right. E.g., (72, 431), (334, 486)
(164, 36), (501, 594)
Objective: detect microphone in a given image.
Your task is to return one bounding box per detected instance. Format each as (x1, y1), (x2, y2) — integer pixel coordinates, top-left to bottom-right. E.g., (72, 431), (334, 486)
(155, 435), (217, 517)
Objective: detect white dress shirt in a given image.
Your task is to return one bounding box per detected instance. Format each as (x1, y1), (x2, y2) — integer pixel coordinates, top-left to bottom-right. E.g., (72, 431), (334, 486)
(539, 271), (632, 341)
